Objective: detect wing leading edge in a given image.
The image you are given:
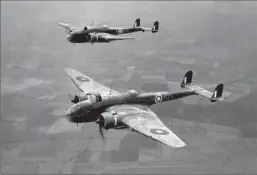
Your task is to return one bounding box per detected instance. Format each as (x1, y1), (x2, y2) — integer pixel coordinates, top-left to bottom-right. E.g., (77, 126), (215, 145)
(101, 34), (137, 41)
(106, 104), (186, 148)
(64, 68), (119, 95)
(58, 22), (80, 33)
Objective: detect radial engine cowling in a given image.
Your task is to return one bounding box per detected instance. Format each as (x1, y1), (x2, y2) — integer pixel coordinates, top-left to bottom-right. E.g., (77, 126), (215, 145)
(71, 92), (88, 104)
(97, 112), (118, 130)
(87, 33), (99, 43)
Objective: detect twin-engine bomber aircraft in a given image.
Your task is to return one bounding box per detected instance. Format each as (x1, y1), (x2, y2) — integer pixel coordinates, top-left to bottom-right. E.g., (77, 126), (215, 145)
(64, 68), (227, 148)
(58, 18), (159, 44)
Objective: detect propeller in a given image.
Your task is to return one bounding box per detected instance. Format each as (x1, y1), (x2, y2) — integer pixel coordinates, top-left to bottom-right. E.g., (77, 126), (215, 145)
(98, 124), (105, 140)
(96, 117), (105, 140)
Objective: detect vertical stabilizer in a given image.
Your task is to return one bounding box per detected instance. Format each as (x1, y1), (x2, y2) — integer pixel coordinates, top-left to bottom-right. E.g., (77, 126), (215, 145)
(152, 21), (159, 33)
(134, 18), (140, 28)
(211, 84), (224, 102)
(181, 70), (193, 87)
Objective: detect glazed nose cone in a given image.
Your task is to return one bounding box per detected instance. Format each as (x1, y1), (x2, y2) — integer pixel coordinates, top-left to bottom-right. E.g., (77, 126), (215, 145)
(64, 106), (74, 117)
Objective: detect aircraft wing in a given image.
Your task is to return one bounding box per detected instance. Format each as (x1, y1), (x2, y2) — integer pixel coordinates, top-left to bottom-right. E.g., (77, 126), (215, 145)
(58, 22), (80, 33)
(101, 34), (136, 41)
(106, 104), (186, 148)
(64, 68), (119, 95)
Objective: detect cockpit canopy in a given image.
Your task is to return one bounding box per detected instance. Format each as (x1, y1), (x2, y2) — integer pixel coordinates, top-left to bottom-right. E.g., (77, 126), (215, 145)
(101, 24), (109, 29)
(89, 93), (102, 103)
(128, 90), (138, 96)
(84, 25), (92, 30)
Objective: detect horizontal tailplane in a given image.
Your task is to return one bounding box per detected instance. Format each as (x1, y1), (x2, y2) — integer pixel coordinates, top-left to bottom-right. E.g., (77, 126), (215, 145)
(181, 70), (225, 102)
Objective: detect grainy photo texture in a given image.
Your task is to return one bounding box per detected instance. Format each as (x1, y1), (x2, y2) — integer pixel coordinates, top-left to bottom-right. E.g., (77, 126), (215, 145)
(1, 1), (257, 174)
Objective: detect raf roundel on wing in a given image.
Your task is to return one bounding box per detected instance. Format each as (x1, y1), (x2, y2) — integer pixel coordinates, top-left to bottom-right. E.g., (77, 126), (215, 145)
(150, 128), (169, 135)
(76, 76), (90, 82)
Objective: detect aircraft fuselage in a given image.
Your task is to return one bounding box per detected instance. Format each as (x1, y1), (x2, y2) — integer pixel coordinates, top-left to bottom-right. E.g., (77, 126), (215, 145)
(83, 26), (144, 35)
(67, 31), (110, 43)
(65, 90), (195, 123)
(66, 28), (143, 44)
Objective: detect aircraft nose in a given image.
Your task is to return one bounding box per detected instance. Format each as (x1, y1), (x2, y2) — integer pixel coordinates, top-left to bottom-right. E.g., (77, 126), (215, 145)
(66, 34), (72, 42)
(64, 108), (73, 121)
(65, 115), (71, 122)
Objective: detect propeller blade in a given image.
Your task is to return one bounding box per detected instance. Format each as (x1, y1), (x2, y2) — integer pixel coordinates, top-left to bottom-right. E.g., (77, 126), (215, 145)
(98, 124), (105, 140)
(96, 116), (105, 140)
(96, 118), (101, 124)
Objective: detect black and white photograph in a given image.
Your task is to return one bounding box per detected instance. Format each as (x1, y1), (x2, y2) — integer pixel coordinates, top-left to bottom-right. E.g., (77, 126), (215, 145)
(1, 1), (257, 174)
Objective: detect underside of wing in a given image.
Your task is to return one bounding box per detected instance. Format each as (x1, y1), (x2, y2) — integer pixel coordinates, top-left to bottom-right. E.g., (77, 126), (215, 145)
(102, 34), (136, 41)
(106, 104), (186, 148)
(64, 68), (119, 95)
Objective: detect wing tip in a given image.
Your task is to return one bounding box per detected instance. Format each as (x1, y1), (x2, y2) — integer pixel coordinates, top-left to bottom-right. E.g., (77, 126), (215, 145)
(64, 68), (74, 73)
(64, 67), (71, 71)
(64, 68), (77, 78)
(168, 141), (187, 148)
(176, 142), (187, 148)
(58, 21), (65, 26)
(64, 68), (71, 74)
(160, 138), (187, 148)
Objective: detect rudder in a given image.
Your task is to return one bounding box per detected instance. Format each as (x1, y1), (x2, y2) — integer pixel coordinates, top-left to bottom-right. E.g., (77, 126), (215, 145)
(181, 70), (193, 88)
(152, 21), (159, 33)
(134, 18), (140, 28)
(212, 84), (223, 98)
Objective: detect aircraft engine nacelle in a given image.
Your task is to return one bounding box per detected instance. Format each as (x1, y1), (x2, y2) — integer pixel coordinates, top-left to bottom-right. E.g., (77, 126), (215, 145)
(98, 112), (119, 130)
(71, 92), (88, 104)
(87, 33), (99, 43)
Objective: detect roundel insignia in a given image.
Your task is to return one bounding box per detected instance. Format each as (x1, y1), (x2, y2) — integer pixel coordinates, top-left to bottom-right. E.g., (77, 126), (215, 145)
(76, 76), (90, 82)
(155, 94), (163, 103)
(150, 128), (169, 135)
(117, 29), (124, 34)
